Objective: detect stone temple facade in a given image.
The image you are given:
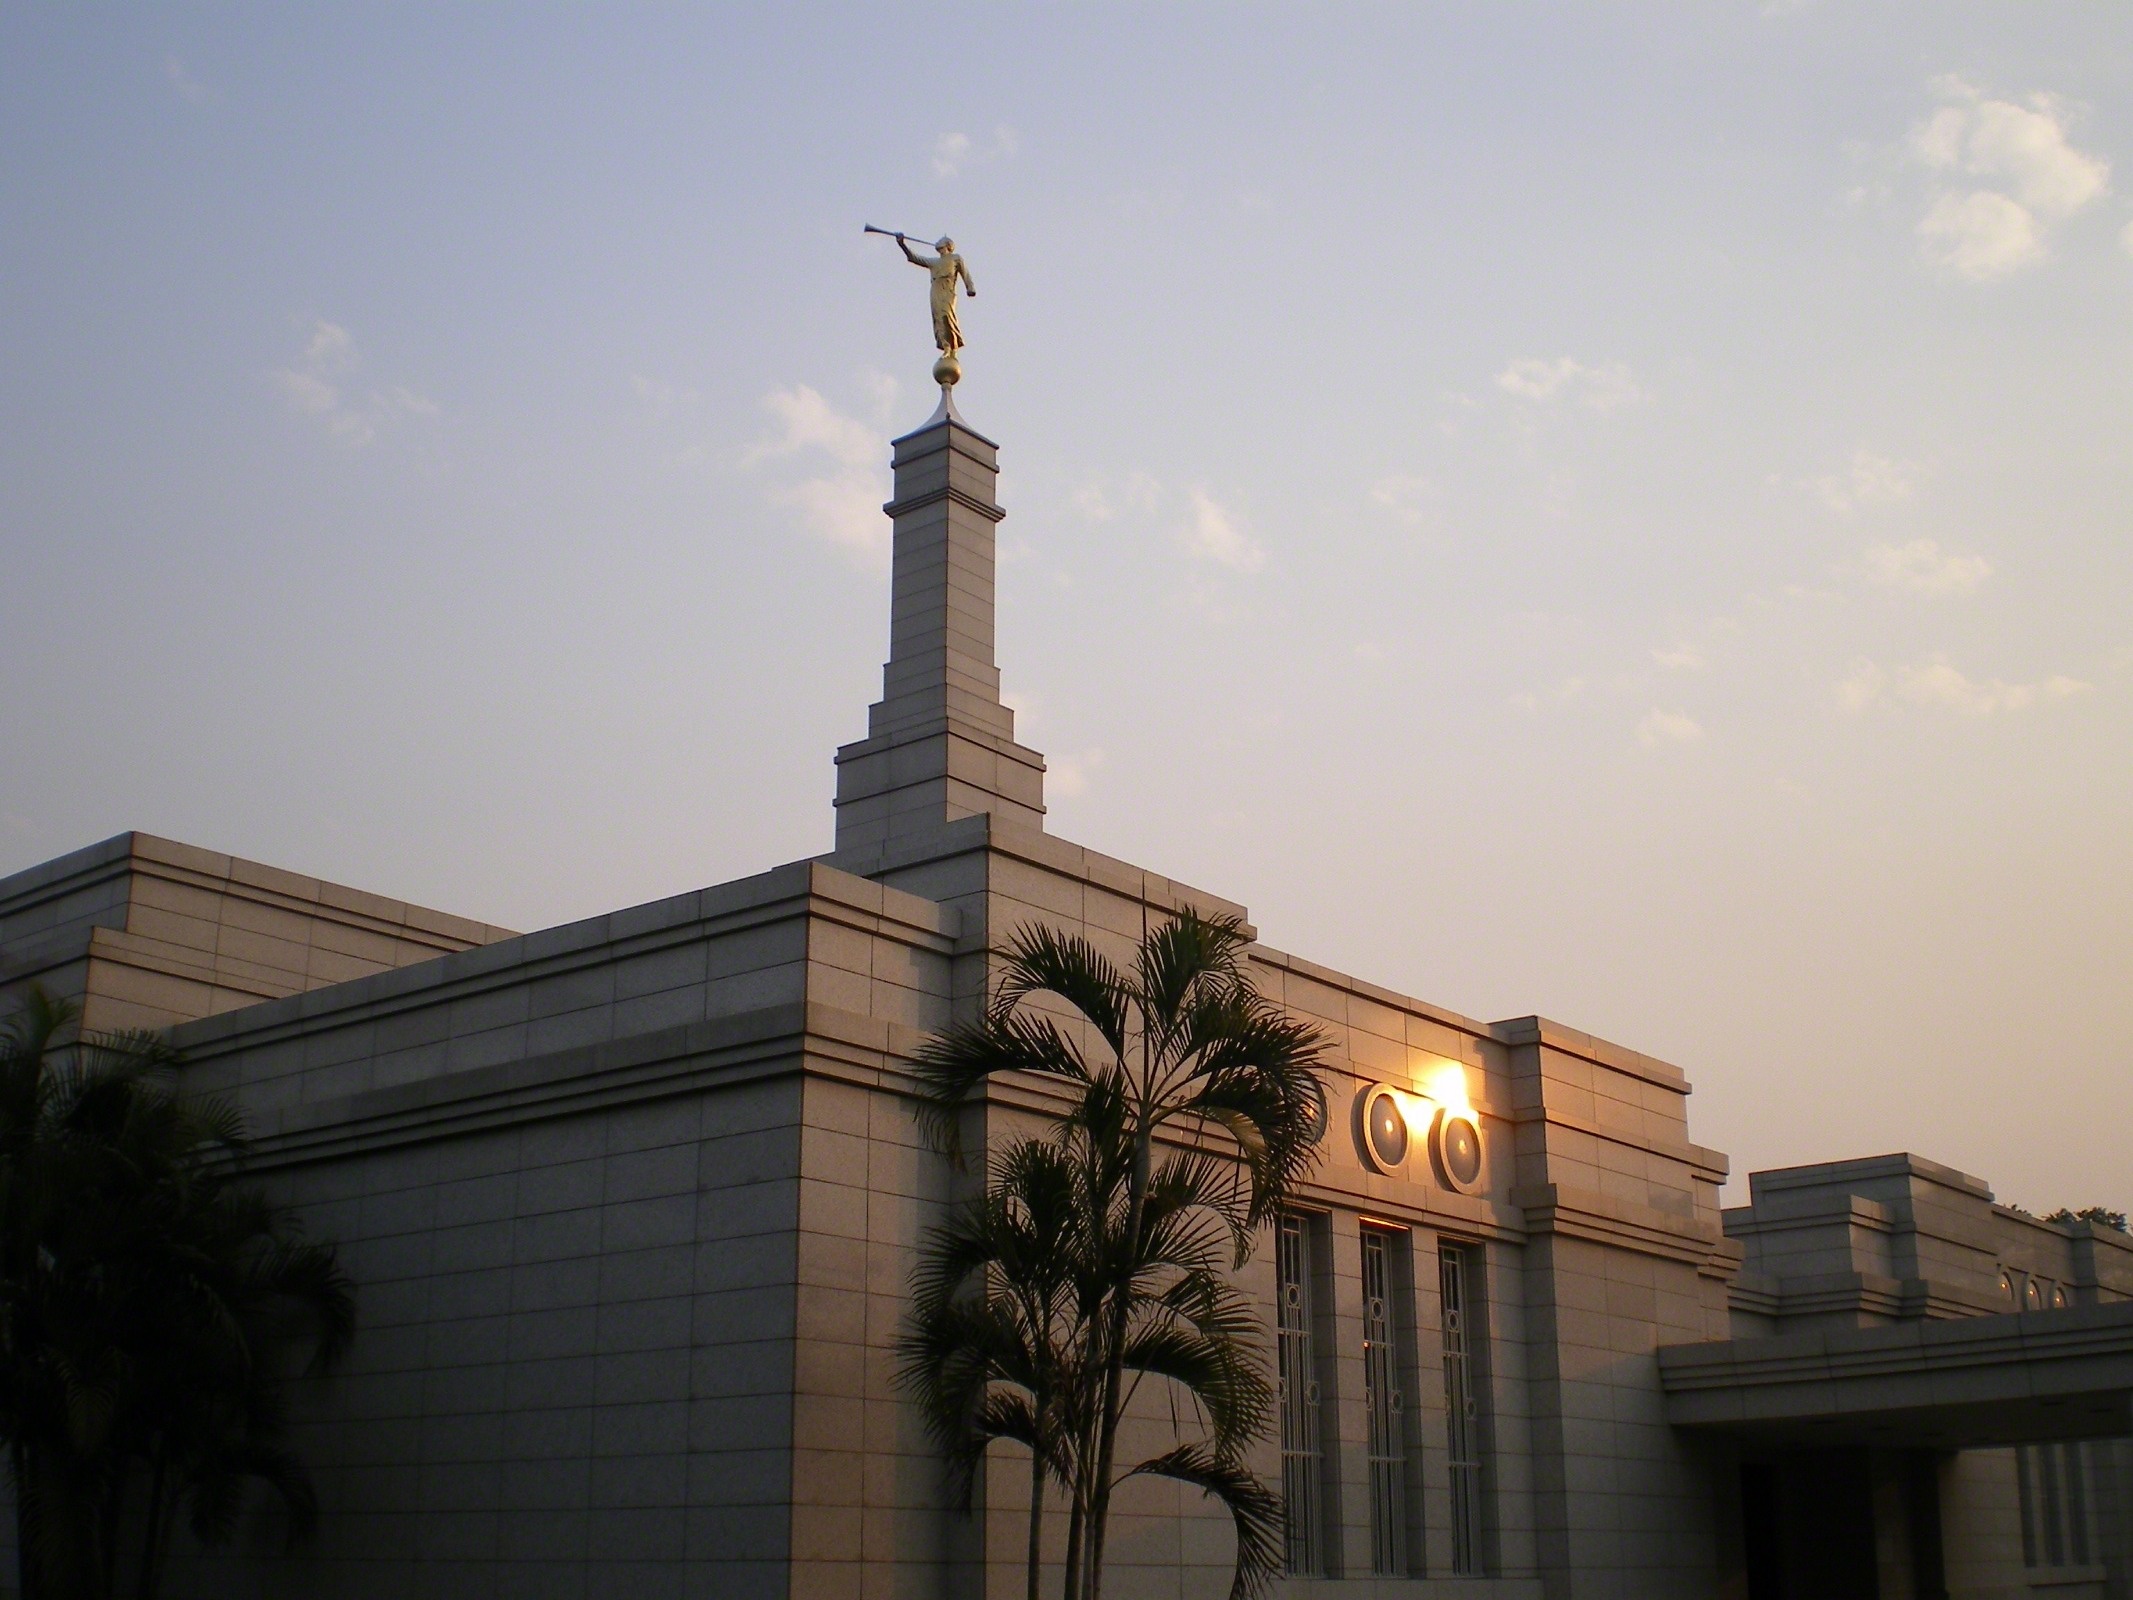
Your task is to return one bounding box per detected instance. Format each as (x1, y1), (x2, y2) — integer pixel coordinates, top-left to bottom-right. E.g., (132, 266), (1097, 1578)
(4, 390), (2132, 1600)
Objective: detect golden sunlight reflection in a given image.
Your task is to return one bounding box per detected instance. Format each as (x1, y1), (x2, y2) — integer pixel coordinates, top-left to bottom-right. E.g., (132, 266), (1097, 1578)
(1423, 1062), (1474, 1118)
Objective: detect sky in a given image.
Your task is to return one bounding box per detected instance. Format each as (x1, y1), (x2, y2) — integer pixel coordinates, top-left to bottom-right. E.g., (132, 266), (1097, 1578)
(2, 6), (2128, 1210)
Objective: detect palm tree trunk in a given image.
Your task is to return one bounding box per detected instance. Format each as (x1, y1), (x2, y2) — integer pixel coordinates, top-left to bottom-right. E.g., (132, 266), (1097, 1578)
(1060, 1479), (1084, 1600)
(98, 1469), (123, 1600)
(135, 1442), (169, 1600)
(1082, 1122), (1153, 1600)
(1025, 1441), (1045, 1600)
(13, 1439), (36, 1600)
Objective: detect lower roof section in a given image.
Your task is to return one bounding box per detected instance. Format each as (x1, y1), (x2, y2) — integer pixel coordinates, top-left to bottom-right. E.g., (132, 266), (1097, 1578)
(1658, 1300), (2133, 1449)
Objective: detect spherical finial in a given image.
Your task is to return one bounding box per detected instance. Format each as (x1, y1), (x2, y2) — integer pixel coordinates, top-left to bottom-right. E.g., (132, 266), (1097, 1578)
(933, 353), (962, 387)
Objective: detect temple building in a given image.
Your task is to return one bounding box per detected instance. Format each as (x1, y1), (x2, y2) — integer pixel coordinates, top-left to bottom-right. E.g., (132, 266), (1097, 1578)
(5, 387), (2132, 1600)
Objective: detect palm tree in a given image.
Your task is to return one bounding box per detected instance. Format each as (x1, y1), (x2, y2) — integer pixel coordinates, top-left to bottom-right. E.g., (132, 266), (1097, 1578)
(116, 1181), (355, 1600)
(0, 987), (354, 1600)
(900, 1115), (1287, 1600)
(909, 913), (1327, 1600)
(898, 1139), (1087, 1600)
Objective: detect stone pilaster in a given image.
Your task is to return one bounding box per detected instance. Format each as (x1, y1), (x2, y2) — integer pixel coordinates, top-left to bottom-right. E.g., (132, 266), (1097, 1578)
(833, 394), (1046, 854)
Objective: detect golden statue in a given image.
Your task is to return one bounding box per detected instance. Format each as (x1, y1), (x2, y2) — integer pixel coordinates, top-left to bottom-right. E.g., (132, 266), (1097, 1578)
(866, 227), (976, 386)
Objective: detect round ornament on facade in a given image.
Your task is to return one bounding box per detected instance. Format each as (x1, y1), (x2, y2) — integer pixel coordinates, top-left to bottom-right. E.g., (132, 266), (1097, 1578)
(1362, 1086), (1410, 1171)
(1352, 1082), (1488, 1189)
(1432, 1107), (1486, 1194)
(1298, 1077), (1329, 1145)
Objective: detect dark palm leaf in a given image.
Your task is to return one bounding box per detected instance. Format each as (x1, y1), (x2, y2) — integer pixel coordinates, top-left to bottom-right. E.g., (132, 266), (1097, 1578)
(1120, 1443), (1286, 1600)
(909, 1011), (1098, 1160)
(898, 912), (1328, 1600)
(990, 925), (1131, 1054)
(0, 984), (355, 1597)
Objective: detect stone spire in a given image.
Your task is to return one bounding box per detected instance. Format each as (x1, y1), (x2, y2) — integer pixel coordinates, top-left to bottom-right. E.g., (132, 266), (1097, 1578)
(832, 391), (1045, 854)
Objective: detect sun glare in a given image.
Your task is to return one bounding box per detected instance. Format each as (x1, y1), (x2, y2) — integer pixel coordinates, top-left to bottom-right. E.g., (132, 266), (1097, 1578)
(1423, 1062), (1474, 1118)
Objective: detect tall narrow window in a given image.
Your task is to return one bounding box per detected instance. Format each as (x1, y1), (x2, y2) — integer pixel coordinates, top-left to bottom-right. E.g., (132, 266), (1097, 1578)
(2064, 1443), (2091, 1566)
(2021, 1442), (2093, 1569)
(1276, 1213), (1324, 1576)
(1361, 1227), (1410, 1576)
(1439, 1241), (1485, 1575)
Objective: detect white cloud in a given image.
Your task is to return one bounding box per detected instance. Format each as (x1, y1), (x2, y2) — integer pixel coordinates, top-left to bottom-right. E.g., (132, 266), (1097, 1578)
(1511, 676), (1587, 714)
(772, 475), (888, 559)
(746, 384), (878, 469)
(861, 368), (900, 417)
(1918, 190), (2044, 280)
(1369, 474), (1435, 524)
(1072, 472), (1160, 523)
(1840, 653), (2092, 716)
(1900, 656), (2090, 715)
(1913, 80), (2110, 217)
(1907, 79), (2110, 279)
(1180, 487), (1265, 573)
(746, 383), (892, 563)
(1073, 483), (1115, 521)
(631, 373), (701, 418)
(274, 369), (339, 417)
(273, 320), (434, 447)
(932, 133), (972, 179)
(1049, 748), (1107, 799)
(1836, 660), (1887, 714)
(1496, 357), (1643, 412)
(1859, 538), (1991, 594)
(2122, 217), (2133, 258)
(385, 385), (439, 419)
(1811, 449), (1917, 513)
(163, 55), (209, 105)
(1638, 709), (1704, 747)
(305, 320), (355, 367)
(933, 125), (1019, 179)
(1645, 615), (1738, 676)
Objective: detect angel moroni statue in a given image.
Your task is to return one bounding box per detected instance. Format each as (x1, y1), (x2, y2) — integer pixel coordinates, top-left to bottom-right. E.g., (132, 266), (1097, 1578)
(865, 227), (976, 387)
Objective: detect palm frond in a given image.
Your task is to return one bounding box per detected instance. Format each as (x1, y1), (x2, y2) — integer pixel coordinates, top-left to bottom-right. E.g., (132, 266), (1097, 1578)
(1116, 1325), (1270, 1451)
(908, 1011), (1097, 1160)
(0, 983), (353, 1587)
(1120, 1443), (1285, 1600)
(897, 913), (1329, 1600)
(991, 924), (1131, 1055)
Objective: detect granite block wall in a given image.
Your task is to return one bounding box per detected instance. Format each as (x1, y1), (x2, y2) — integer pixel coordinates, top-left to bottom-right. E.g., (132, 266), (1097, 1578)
(0, 832), (512, 1036)
(161, 1075), (803, 1600)
(3, 814), (1922, 1600)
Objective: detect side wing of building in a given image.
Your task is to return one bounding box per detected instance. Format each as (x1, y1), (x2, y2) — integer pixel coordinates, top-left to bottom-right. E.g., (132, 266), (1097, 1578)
(3, 852), (966, 1600)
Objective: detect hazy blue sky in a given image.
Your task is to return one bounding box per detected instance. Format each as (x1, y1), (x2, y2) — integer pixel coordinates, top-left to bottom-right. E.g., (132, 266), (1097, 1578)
(3, 6), (2128, 1208)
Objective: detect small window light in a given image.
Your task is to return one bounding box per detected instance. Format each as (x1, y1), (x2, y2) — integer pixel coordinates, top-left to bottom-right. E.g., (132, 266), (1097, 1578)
(2025, 1279), (2044, 1311)
(1999, 1270), (2014, 1304)
(2052, 1285), (2069, 1310)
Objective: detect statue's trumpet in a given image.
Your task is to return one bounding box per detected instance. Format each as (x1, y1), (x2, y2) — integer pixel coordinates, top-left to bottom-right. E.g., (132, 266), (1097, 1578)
(863, 224), (940, 243)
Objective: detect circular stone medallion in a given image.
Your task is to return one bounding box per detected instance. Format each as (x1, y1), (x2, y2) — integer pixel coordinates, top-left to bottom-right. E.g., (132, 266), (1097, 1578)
(1359, 1085), (1410, 1172)
(1431, 1107), (1485, 1194)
